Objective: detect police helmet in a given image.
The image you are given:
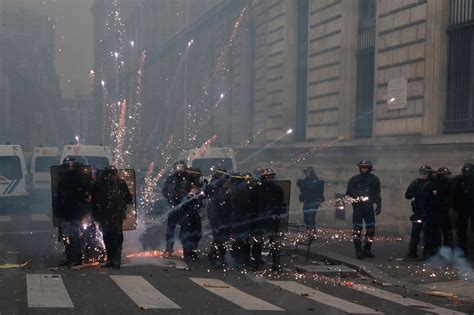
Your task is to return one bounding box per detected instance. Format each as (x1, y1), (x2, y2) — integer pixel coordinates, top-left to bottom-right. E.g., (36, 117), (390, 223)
(186, 167), (202, 177)
(303, 166), (314, 173)
(436, 167), (451, 176)
(105, 165), (119, 176)
(63, 156), (78, 167)
(418, 165), (433, 175)
(230, 172), (253, 182)
(260, 168), (276, 178)
(213, 168), (229, 179)
(461, 163), (473, 175)
(357, 160), (373, 172)
(173, 160), (187, 172)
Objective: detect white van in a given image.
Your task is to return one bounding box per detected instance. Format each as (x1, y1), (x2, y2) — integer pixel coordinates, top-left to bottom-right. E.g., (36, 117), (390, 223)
(30, 147), (59, 191)
(60, 145), (112, 170)
(185, 146), (238, 177)
(0, 145), (29, 206)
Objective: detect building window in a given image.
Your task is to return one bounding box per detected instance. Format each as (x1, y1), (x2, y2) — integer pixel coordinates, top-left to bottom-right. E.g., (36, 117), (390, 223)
(355, 0), (376, 138)
(445, 0), (474, 133)
(295, 0), (309, 141)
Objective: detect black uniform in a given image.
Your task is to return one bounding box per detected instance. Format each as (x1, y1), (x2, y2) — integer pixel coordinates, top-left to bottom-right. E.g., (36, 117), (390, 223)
(162, 170), (188, 253)
(453, 170), (474, 256)
(297, 172), (325, 230)
(55, 165), (92, 265)
(206, 175), (232, 265)
(229, 175), (257, 267)
(177, 169), (204, 262)
(346, 172), (381, 257)
(439, 177), (454, 249)
(92, 172), (132, 268)
(405, 178), (429, 257)
(419, 179), (446, 258)
(253, 178), (285, 271)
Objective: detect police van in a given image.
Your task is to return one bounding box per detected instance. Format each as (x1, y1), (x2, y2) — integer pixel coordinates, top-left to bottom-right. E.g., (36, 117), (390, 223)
(30, 146), (59, 191)
(185, 146), (238, 178)
(0, 145), (30, 208)
(60, 145), (112, 170)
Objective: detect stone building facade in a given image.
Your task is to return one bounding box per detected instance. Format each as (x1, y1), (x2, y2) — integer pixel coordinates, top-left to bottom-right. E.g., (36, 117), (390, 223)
(92, 0), (474, 236)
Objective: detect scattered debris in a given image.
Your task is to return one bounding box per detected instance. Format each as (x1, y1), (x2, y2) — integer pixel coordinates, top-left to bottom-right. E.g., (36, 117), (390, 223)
(70, 262), (100, 271)
(381, 283), (392, 287)
(48, 267), (58, 271)
(0, 261), (29, 269)
(427, 291), (457, 298)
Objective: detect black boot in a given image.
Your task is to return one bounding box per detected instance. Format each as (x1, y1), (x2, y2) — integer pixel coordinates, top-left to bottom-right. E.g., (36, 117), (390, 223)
(354, 239), (364, 259)
(363, 243), (374, 258)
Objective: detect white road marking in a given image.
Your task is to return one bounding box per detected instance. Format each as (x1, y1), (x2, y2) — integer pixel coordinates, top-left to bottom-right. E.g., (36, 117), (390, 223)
(269, 281), (382, 314)
(0, 215), (12, 222)
(190, 277), (284, 311)
(351, 284), (466, 315)
(31, 214), (50, 222)
(27, 274), (74, 308)
(110, 275), (181, 310)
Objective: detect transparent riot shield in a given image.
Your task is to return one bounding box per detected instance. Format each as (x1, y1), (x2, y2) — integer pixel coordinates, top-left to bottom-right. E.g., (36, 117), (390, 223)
(274, 180), (291, 233)
(51, 165), (93, 228)
(96, 169), (137, 231)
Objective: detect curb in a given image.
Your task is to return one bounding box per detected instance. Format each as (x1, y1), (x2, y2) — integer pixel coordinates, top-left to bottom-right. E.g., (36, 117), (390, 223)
(289, 244), (444, 296)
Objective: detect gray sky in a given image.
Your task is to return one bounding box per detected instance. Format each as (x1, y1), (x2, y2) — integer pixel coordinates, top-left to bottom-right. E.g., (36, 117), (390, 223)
(2, 0), (94, 98)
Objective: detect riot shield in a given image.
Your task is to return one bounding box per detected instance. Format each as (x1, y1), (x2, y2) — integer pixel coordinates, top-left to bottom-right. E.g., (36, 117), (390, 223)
(274, 180), (291, 233)
(96, 169), (137, 231)
(254, 180), (291, 235)
(51, 165), (93, 228)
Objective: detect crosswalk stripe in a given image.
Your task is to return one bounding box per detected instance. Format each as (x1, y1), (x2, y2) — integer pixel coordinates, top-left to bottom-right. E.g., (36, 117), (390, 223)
(351, 284), (466, 315)
(31, 214), (50, 222)
(190, 277), (284, 311)
(0, 215), (12, 222)
(110, 275), (181, 309)
(268, 281), (382, 314)
(26, 274), (74, 308)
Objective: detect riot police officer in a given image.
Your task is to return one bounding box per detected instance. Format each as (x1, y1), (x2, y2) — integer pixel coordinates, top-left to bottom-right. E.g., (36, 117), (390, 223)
(297, 166), (325, 233)
(454, 163), (474, 257)
(346, 160), (381, 259)
(229, 172), (256, 268)
(55, 156), (92, 267)
(405, 165), (433, 259)
(92, 166), (132, 269)
(253, 168), (285, 271)
(162, 160), (188, 256)
(420, 167), (453, 259)
(437, 167), (454, 249)
(205, 169), (232, 267)
(178, 167), (204, 262)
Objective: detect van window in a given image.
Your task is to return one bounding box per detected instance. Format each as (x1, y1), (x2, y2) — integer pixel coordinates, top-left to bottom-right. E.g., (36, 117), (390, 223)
(191, 158), (233, 176)
(69, 155), (110, 170)
(35, 156), (58, 172)
(0, 156), (23, 180)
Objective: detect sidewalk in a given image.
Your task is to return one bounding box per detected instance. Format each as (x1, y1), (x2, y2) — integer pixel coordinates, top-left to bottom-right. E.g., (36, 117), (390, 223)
(287, 227), (474, 302)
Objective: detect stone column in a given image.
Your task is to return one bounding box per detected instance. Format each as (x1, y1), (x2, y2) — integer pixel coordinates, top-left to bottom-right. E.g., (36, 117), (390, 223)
(422, 0), (449, 136)
(338, 0), (359, 140)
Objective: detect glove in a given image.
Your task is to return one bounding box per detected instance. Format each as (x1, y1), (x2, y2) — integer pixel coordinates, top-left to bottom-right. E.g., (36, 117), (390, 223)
(375, 205), (382, 216)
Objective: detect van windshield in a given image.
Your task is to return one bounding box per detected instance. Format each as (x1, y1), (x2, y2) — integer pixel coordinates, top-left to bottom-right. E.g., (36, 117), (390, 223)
(35, 156), (59, 172)
(69, 155), (110, 170)
(0, 156), (22, 180)
(191, 158), (233, 176)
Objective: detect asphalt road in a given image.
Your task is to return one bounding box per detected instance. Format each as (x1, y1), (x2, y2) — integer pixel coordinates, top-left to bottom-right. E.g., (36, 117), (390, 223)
(0, 201), (472, 314)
